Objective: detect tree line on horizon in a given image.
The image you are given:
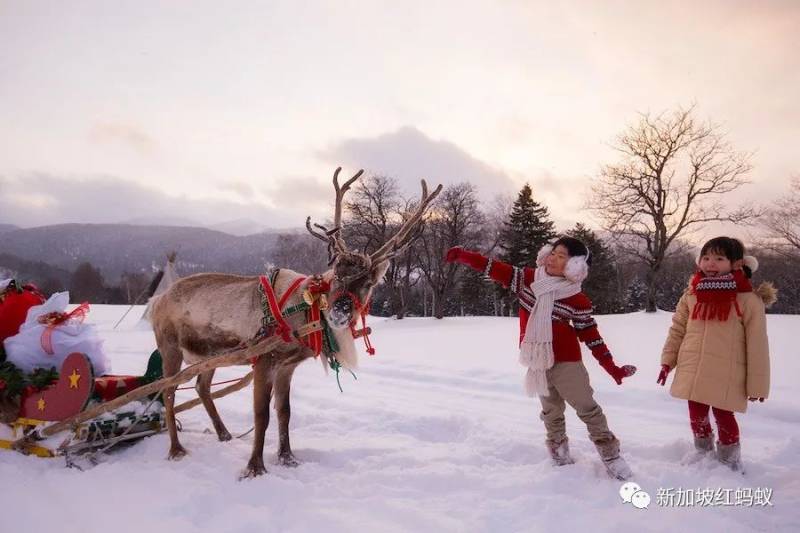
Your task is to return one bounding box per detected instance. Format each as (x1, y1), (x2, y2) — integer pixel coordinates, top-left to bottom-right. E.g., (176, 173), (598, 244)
(3, 106), (798, 315)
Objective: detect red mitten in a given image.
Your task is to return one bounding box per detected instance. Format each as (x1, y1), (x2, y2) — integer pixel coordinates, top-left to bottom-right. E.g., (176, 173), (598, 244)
(598, 357), (636, 385)
(444, 247), (488, 271)
(445, 246), (463, 263)
(656, 364), (671, 386)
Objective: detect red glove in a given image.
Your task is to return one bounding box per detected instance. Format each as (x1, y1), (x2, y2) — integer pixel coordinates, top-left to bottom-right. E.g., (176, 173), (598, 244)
(444, 247), (489, 272)
(656, 364), (671, 386)
(598, 357), (636, 385)
(445, 246), (463, 263)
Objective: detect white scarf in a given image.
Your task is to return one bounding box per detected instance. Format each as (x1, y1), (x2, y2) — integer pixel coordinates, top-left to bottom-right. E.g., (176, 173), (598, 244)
(519, 268), (581, 397)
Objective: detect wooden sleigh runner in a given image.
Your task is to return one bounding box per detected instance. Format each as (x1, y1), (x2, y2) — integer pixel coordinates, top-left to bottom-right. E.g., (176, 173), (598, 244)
(1, 321), (322, 463)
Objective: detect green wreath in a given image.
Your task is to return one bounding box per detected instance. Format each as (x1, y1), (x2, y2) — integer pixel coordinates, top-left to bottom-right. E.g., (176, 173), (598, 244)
(0, 361), (59, 404)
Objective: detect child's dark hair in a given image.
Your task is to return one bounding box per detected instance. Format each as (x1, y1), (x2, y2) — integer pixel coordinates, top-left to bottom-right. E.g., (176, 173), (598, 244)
(699, 236), (752, 278)
(551, 236), (592, 266)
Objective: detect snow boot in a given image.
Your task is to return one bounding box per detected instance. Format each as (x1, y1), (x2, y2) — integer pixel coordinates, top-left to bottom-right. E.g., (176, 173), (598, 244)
(681, 434), (716, 465)
(595, 437), (632, 480)
(694, 435), (715, 454)
(716, 441), (744, 473)
(546, 438), (575, 466)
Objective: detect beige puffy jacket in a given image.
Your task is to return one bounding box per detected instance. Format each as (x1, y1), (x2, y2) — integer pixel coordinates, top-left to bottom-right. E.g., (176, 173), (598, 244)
(660, 284), (772, 413)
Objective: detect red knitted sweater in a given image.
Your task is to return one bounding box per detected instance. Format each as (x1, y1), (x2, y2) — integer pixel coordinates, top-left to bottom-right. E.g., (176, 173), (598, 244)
(456, 249), (614, 365)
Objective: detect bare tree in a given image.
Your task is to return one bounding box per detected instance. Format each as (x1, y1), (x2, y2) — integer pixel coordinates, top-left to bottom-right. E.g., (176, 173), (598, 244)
(416, 183), (485, 319)
(342, 174), (412, 318)
(387, 195), (434, 319)
(482, 193), (512, 316)
(763, 176), (800, 258)
(120, 271), (150, 304)
(270, 233), (329, 274)
(589, 106), (755, 312)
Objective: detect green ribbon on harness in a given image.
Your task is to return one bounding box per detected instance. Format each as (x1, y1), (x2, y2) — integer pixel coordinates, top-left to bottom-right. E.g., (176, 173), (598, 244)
(320, 314), (339, 354)
(320, 314), (357, 392)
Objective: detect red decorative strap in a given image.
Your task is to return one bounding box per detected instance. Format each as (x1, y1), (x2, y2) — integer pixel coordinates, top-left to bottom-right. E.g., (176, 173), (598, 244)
(39, 302), (90, 355)
(307, 277), (331, 295)
(339, 292), (375, 356)
(279, 276), (307, 310)
(307, 301), (323, 356)
(303, 276), (329, 357)
(260, 275), (293, 343)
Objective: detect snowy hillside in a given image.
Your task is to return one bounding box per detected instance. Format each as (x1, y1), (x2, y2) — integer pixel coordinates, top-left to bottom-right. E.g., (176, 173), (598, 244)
(1, 308), (797, 533)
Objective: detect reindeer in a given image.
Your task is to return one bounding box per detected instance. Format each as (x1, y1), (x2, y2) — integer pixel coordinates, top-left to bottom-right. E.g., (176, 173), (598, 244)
(150, 168), (441, 478)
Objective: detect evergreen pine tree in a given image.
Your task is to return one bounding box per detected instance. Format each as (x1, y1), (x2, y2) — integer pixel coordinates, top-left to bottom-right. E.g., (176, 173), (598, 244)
(499, 184), (556, 266)
(624, 277), (648, 312)
(69, 262), (106, 303)
(565, 223), (622, 314)
(458, 267), (495, 316)
(497, 184), (556, 315)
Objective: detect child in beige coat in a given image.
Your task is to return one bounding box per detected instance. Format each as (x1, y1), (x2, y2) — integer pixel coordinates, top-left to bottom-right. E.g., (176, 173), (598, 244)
(659, 237), (776, 471)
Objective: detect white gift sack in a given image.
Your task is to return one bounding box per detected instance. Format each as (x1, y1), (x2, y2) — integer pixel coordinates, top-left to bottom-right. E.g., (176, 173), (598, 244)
(3, 291), (111, 375)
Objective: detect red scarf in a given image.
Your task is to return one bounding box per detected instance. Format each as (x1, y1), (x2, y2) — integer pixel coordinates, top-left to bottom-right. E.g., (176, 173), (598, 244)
(690, 270), (752, 321)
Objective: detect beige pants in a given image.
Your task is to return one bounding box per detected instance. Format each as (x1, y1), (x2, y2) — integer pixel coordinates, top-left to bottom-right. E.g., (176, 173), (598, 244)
(539, 361), (616, 446)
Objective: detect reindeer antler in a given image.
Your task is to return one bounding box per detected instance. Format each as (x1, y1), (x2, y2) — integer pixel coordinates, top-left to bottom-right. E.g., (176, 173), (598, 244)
(332, 167), (364, 233)
(305, 217), (341, 265)
(370, 179), (443, 262)
(306, 167), (365, 263)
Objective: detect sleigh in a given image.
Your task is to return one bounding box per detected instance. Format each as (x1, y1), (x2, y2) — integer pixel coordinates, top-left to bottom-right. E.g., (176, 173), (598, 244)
(0, 322), (322, 463)
(0, 350), (166, 459)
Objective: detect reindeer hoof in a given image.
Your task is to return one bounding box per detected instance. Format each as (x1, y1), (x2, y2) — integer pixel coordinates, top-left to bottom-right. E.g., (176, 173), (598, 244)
(240, 460), (267, 480)
(168, 445), (188, 460)
(218, 430), (233, 442)
(278, 453), (300, 468)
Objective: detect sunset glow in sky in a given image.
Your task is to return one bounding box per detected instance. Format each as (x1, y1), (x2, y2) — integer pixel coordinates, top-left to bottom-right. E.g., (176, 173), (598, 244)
(1, 1), (797, 234)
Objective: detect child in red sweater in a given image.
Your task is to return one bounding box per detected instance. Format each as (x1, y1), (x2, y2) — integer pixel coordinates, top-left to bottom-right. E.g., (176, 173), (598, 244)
(446, 237), (637, 479)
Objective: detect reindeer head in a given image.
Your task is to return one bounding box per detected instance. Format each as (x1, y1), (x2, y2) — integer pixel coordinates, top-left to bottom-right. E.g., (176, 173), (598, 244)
(307, 167), (442, 329)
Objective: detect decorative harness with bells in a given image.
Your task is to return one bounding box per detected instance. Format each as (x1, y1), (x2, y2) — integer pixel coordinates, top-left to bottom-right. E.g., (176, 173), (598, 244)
(257, 269), (375, 361)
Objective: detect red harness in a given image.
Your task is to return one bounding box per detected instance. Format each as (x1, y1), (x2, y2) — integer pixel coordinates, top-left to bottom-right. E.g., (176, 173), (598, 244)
(304, 276), (330, 356)
(259, 275), (305, 343)
(333, 289), (375, 355)
(258, 275), (376, 357)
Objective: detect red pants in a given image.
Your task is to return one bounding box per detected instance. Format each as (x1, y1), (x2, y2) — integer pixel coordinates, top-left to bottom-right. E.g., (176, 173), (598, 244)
(688, 400), (739, 445)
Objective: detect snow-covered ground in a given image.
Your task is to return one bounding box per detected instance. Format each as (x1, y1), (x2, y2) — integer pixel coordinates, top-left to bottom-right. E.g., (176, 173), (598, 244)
(1, 306), (798, 533)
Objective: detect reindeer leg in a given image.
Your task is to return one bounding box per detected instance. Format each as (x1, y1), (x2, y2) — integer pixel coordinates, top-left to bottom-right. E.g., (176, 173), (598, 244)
(160, 340), (187, 460)
(195, 369), (232, 441)
(275, 364), (299, 467)
(242, 355), (273, 479)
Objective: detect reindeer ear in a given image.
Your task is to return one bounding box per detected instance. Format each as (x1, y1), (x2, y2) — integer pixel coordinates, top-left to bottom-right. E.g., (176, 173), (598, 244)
(371, 259), (391, 285)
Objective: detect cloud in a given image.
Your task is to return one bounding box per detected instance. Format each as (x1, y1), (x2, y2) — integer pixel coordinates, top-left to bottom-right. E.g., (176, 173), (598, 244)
(316, 126), (595, 230)
(218, 180), (256, 198)
(265, 175), (333, 215)
(0, 173), (299, 229)
(318, 126), (519, 200)
(88, 122), (158, 156)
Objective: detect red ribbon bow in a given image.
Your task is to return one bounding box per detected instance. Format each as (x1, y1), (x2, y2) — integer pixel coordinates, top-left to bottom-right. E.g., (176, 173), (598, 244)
(38, 302), (90, 355)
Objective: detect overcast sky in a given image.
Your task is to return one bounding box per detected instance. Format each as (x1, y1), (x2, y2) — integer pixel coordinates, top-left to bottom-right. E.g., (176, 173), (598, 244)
(1, 1), (797, 237)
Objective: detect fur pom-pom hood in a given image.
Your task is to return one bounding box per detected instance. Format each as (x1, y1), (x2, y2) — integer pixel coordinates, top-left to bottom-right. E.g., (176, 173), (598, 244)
(755, 281), (778, 308)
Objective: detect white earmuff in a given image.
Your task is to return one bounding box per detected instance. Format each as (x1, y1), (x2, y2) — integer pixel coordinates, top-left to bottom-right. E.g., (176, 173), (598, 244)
(536, 244), (554, 267)
(743, 255), (758, 273)
(564, 255), (589, 283)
